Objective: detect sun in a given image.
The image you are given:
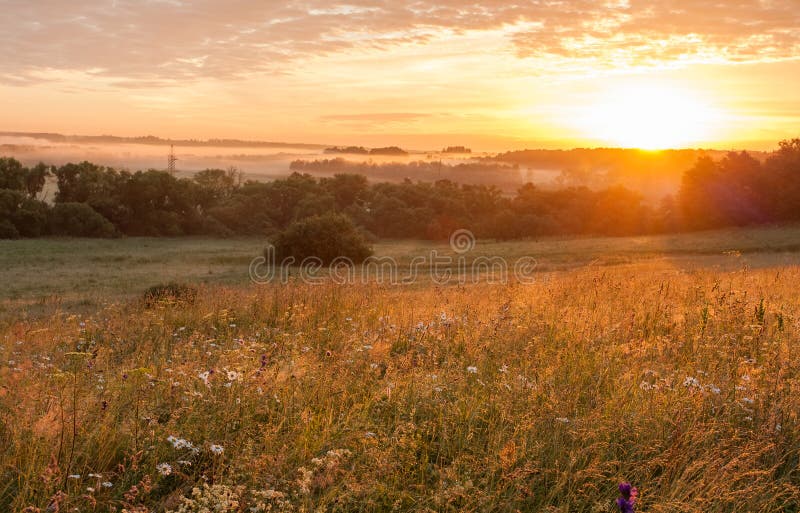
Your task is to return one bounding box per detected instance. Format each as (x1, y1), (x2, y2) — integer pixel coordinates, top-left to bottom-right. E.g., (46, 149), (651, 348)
(577, 83), (719, 149)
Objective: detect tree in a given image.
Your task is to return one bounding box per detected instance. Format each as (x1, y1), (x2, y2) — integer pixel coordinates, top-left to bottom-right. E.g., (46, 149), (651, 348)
(193, 168), (240, 205)
(763, 139), (800, 222)
(48, 203), (118, 237)
(0, 157), (27, 191)
(25, 163), (51, 198)
(270, 212), (373, 265)
(0, 158), (50, 198)
(679, 156), (726, 230)
(118, 170), (201, 235)
(54, 161), (120, 203)
(321, 173), (369, 209)
(0, 189), (50, 238)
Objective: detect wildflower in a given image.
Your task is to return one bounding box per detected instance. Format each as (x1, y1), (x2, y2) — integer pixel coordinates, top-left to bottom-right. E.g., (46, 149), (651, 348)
(101, 482), (113, 488)
(742, 397), (754, 405)
(86, 487), (95, 493)
(226, 370), (240, 381)
(296, 467), (313, 494)
(683, 376), (700, 388)
(68, 474), (81, 480)
(555, 417), (570, 424)
(156, 463), (173, 476)
(499, 364), (509, 374)
(466, 366), (478, 374)
(167, 435), (198, 454)
(198, 371), (211, 385)
(210, 444), (224, 455)
(616, 482), (638, 513)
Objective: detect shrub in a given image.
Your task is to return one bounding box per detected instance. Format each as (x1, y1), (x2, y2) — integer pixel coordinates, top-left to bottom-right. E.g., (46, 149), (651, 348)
(143, 282), (198, 306)
(0, 219), (19, 239)
(0, 188), (49, 238)
(269, 213), (373, 265)
(48, 202), (118, 237)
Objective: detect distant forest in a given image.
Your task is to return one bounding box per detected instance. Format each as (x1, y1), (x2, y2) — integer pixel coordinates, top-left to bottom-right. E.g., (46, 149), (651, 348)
(0, 131), (326, 149)
(1, 139), (799, 240)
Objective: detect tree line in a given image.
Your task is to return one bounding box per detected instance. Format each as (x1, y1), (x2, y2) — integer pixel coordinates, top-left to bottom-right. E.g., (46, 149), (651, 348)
(1, 138), (799, 240)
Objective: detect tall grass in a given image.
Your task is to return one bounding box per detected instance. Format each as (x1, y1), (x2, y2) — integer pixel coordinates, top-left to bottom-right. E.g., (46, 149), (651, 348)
(1, 265), (799, 511)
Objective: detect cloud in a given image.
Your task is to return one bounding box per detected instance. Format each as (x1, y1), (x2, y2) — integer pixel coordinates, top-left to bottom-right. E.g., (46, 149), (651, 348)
(510, 0), (800, 68)
(2, 0), (799, 87)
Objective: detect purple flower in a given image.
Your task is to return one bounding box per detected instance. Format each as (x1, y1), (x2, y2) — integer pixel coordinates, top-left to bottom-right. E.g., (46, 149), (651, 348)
(616, 482), (638, 512)
(616, 497), (634, 513)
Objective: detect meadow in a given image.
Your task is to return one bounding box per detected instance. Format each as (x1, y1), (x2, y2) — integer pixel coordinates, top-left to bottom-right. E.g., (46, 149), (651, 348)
(3, 228), (800, 511)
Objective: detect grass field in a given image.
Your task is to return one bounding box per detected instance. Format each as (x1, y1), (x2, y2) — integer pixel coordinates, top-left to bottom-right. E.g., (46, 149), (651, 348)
(3, 227), (800, 511)
(3, 225), (800, 307)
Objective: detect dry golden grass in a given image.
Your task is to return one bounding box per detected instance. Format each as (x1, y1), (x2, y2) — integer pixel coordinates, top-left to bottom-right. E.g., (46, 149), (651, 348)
(2, 261), (800, 512)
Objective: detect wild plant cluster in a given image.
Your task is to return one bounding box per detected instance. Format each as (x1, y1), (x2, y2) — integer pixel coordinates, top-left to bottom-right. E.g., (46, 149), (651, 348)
(2, 265), (799, 512)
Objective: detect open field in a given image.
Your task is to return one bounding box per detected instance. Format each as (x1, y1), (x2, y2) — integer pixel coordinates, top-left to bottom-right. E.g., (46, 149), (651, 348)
(3, 228), (800, 511)
(4, 225), (800, 304)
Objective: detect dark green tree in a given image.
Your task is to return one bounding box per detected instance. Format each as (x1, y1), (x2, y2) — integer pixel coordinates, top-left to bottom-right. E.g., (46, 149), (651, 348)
(270, 212), (373, 265)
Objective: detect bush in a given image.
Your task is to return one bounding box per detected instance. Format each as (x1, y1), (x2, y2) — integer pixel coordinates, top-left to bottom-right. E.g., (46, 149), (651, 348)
(0, 219), (19, 239)
(48, 202), (118, 237)
(270, 213), (373, 265)
(143, 282), (198, 306)
(0, 188), (49, 238)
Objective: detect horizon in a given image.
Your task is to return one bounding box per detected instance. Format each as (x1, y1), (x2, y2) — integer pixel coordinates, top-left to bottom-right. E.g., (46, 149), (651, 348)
(2, 1), (799, 151)
(0, 129), (791, 155)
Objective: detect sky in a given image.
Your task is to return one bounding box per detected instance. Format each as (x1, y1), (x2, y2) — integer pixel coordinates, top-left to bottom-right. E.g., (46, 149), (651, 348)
(2, 0), (800, 151)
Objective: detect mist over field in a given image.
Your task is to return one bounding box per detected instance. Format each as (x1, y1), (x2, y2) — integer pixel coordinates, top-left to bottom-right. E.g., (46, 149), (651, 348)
(1, 132), (754, 202)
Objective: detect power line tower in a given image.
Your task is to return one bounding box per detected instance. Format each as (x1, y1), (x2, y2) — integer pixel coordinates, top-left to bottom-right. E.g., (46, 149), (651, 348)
(167, 145), (178, 174)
